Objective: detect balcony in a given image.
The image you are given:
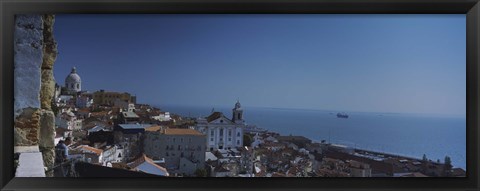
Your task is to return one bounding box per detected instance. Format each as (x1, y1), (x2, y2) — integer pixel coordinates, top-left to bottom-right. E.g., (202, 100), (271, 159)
(14, 145), (46, 177)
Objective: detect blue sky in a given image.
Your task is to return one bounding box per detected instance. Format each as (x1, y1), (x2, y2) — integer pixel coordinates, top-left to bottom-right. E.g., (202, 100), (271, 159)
(53, 14), (466, 116)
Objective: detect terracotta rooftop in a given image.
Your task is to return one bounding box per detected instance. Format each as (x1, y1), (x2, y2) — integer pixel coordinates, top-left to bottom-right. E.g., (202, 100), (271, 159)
(75, 145), (103, 156)
(206, 112), (223, 122)
(145, 126), (163, 132)
(128, 154), (168, 174)
(205, 112), (234, 123)
(451, 168), (466, 177)
(163, 128), (204, 136)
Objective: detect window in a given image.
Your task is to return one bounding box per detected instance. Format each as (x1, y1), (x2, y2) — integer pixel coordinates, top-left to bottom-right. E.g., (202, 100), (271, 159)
(71, 84), (74, 88)
(166, 145), (169, 150)
(210, 130), (214, 136)
(166, 152), (169, 156)
(237, 140), (240, 145)
(237, 132), (240, 137)
(238, 113), (241, 119)
(210, 138), (214, 141)
(173, 138), (176, 143)
(181, 152), (184, 157)
(220, 129), (223, 136)
(228, 130), (232, 137)
(181, 138), (183, 143)
(220, 120), (223, 123)
(178, 145), (182, 150)
(189, 138), (191, 143)
(228, 138), (231, 142)
(77, 84), (79, 89)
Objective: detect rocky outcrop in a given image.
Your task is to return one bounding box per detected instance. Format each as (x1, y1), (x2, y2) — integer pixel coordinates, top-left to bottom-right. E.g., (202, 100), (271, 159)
(14, 15), (43, 118)
(14, 14), (57, 177)
(39, 15), (58, 177)
(14, 108), (41, 146)
(40, 14), (58, 110)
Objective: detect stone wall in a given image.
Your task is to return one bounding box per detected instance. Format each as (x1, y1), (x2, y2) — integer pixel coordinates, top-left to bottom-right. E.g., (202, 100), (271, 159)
(13, 14), (58, 177)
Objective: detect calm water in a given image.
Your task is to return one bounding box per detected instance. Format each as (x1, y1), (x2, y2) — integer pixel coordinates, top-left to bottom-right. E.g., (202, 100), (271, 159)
(156, 104), (466, 169)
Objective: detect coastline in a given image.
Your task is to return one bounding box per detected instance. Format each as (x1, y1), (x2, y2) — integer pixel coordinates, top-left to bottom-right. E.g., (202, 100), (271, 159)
(154, 103), (466, 170)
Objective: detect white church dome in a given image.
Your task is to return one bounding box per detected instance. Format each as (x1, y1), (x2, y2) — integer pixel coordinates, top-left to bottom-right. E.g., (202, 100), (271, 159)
(65, 67), (81, 83)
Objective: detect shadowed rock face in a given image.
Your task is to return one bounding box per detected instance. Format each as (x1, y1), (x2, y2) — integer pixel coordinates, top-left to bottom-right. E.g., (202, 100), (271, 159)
(14, 14), (58, 177)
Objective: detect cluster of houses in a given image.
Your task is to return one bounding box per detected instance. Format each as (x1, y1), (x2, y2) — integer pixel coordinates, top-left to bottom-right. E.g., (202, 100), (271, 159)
(52, 67), (465, 178)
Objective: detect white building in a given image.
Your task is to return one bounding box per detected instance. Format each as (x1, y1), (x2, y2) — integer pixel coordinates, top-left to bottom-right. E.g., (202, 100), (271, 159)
(76, 95), (93, 108)
(56, 95), (74, 107)
(65, 66), (82, 94)
(151, 112), (171, 122)
(55, 111), (82, 130)
(70, 145), (103, 164)
(195, 101), (245, 151)
(101, 145), (124, 165)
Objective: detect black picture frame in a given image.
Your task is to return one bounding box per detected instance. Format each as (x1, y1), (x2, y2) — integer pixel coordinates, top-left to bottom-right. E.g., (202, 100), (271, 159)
(1, 0), (479, 190)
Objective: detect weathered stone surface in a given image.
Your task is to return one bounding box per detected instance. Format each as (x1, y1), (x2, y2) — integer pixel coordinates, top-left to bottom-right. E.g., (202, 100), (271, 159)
(40, 69), (55, 110)
(14, 15), (43, 118)
(39, 110), (55, 148)
(14, 15), (43, 46)
(14, 108), (41, 146)
(14, 14), (59, 178)
(14, 145), (40, 153)
(41, 15), (57, 70)
(14, 127), (34, 146)
(40, 147), (55, 177)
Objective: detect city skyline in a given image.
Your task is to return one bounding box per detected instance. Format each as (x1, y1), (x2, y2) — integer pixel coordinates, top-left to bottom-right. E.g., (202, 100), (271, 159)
(53, 14), (466, 116)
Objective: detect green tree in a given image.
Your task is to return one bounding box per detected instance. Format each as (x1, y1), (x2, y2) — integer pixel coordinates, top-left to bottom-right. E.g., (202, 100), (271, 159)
(444, 156), (452, 167)
(443, 155), (453, 176)
(243, 134), (253, 147)
(51, 99), (59, 116)
(194, 168), (208, 177)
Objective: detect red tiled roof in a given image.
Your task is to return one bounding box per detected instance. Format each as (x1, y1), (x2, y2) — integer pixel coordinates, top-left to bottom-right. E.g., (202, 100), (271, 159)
(206, 112), (234, 123)
(128, 154), (168, 174)
(145, 126), (163, 132)
(74, 145), (103, 156)
(206, 112), (223, 122)
(163, 128), (204, 136)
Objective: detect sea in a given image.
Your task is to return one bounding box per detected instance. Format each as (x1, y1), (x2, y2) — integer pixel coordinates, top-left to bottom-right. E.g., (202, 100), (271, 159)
(154, 104), (466, 170)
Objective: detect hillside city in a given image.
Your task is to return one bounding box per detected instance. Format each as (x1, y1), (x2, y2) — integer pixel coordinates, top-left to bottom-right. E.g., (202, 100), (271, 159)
(50, 66), (466, 177)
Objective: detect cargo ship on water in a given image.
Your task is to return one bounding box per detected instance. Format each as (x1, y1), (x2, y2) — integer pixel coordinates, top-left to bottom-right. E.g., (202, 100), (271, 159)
(337, 112), (349, 118)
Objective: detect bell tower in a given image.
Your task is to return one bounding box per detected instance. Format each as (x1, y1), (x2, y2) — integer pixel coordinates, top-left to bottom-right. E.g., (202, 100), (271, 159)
(232, 100), (243, 123)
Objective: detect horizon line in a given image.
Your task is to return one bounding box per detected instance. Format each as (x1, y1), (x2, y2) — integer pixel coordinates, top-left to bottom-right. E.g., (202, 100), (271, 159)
(150, 102), (466, 118)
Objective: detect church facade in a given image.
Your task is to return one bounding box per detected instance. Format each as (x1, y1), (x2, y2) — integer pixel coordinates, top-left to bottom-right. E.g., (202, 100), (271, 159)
(195, 101), (245, 151)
